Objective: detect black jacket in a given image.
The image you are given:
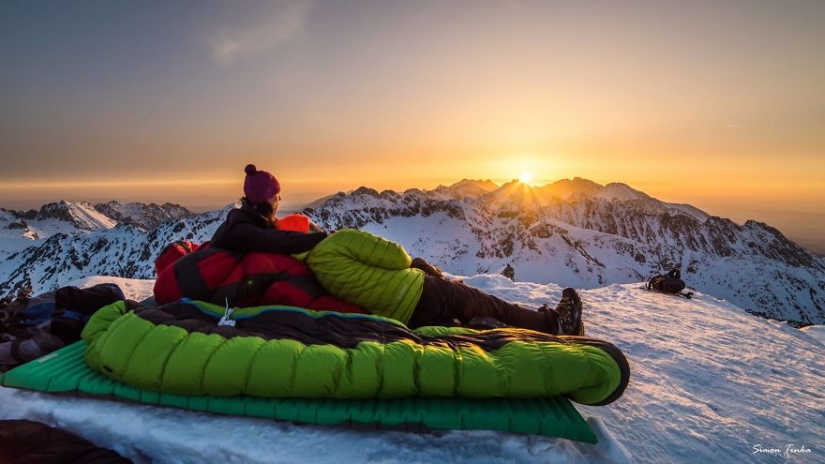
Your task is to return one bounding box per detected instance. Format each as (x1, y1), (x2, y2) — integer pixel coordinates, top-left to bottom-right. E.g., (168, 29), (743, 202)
(210, 203), (327, 254)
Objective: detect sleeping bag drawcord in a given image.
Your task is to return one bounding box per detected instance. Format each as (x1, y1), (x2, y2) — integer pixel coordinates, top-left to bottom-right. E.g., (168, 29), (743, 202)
(218, 298), (237, 327)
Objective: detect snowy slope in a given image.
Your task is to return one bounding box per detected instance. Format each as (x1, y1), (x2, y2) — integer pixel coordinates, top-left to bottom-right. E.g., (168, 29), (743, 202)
(0, 276), (822, 463)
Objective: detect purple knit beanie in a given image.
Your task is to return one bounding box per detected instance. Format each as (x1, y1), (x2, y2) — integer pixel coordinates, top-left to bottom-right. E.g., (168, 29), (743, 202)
(243, 164), (281, 204)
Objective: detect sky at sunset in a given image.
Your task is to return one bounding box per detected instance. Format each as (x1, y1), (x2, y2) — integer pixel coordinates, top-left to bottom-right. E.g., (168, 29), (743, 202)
(1, 1), (823, 252)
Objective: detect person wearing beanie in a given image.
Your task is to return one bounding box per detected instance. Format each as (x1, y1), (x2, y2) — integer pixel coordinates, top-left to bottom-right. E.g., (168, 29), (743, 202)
(208, 164), (584, 336)
(210, 164), (328, 254)
(243, 164), (281, 204)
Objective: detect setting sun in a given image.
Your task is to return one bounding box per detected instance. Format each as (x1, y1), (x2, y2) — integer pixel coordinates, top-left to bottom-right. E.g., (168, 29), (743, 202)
(519, 172), (533, 185)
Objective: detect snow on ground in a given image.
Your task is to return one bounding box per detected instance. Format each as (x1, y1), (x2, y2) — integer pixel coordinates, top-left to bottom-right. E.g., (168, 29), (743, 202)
(1, 276), (823, 463)
(799, 325), (825, 346)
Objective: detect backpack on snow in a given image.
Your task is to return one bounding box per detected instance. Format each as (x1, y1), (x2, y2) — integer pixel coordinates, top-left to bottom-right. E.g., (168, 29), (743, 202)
(0, 283), (125, 372)
(647, 269), (686, 293)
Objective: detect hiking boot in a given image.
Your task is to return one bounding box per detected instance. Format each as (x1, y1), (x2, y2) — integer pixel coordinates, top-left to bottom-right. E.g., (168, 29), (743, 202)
(554, 288), (583, 336)
(411, 257), (446, 280)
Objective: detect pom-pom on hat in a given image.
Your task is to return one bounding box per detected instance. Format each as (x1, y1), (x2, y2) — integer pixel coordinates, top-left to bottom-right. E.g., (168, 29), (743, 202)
(243, 164), (281, 204)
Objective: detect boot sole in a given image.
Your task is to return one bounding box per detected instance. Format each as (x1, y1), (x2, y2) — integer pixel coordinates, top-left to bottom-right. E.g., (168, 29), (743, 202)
(562, 288), (584, 336)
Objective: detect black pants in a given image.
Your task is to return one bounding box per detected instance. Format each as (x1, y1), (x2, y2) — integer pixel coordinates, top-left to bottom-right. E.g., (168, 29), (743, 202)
(408, 275), (558, 334)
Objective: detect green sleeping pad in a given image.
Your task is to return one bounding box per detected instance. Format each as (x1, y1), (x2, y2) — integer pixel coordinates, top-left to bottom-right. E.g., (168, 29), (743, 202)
(0, 341), (597, 443)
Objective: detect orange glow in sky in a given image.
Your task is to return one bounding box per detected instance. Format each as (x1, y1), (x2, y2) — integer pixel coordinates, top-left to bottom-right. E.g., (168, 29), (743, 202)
(1, 2), (823, 252)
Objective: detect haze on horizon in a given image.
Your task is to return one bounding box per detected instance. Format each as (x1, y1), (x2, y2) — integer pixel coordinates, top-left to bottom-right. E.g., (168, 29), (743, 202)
(1, 1), (823, 252)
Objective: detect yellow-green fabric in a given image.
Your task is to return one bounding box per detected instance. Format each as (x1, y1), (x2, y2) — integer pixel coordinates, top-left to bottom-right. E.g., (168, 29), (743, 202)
(305, 229), (424, 323)
(0, 341), (599, 442)
(80, 300), (629, 405)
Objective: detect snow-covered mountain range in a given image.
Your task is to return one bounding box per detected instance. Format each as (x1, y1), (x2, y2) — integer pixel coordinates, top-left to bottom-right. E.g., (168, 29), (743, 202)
(0, 200), (224, 295)
(1, 179), (823, 326)
(304, 179), (824, 326)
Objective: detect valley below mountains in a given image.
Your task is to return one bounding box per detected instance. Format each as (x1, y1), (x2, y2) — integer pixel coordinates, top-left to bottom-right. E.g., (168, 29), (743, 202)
(1, 178), (823, 326)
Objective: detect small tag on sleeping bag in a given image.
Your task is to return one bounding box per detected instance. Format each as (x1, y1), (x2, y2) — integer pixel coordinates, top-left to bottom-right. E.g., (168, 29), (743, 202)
(218, 308), (236, 327)
(218, 303), (237, 327)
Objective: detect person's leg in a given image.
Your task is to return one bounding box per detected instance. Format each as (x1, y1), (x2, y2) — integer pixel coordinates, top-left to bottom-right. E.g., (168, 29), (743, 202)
(409, 275), (568, 334)
(406, 274), (460, 328)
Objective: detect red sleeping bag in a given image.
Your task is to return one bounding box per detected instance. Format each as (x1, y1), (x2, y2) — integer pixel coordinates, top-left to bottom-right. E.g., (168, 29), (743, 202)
(153, 215), (364, 314)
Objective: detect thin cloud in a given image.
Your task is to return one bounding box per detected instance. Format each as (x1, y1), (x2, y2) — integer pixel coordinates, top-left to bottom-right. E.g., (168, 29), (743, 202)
(724, 123), (750, 130)
(209, 1), (312, 65)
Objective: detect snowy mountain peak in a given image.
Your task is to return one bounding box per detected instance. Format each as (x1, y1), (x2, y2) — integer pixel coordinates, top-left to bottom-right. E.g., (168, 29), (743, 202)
(665, 203), (711, 222)
(487, 180), (548, 208)
(537, 177), (605, 200)
(92, 200), (196, 231)
(33, 201), (118, 231)
(595, 183), (649, 202)
(435, 179), (500, 199)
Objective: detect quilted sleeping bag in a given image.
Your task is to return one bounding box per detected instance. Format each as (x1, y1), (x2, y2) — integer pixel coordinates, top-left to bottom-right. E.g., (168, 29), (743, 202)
(306, 229), (425, 324)
(153, 247), (364, 314)
(82, 299), (630, 406)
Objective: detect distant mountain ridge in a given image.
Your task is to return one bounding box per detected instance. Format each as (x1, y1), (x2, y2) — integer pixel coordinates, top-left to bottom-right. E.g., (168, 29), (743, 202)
(0, 201), (227, 298)
(1, 200), (197, 237)
(0, 179), (823, 326)
(301, 179), (824, 326)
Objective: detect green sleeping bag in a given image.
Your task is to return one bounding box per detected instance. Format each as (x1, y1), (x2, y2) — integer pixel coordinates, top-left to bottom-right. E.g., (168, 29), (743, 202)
(82, 299), (629, 406)
(306, 228), (425, 324)
(0, 341), (599, 442)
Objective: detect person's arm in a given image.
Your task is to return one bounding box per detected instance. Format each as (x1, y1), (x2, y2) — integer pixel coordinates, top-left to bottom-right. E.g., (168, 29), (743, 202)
(213, 219), (327, 254)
